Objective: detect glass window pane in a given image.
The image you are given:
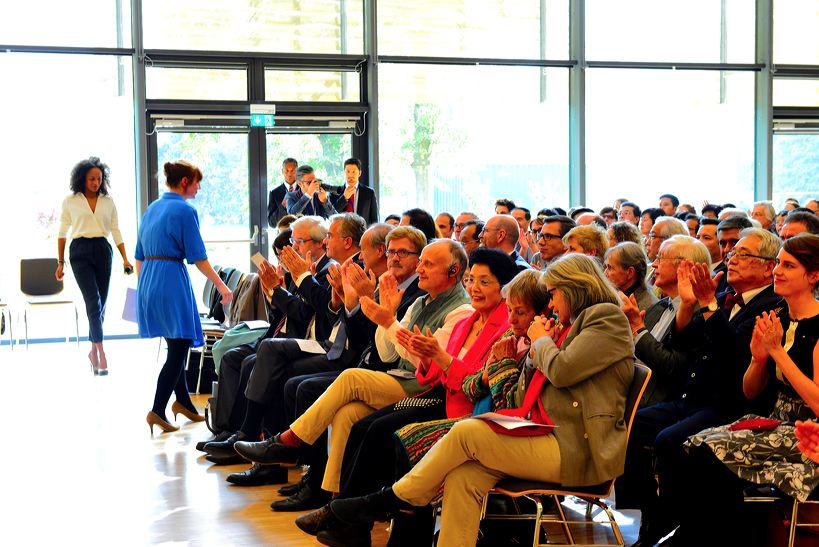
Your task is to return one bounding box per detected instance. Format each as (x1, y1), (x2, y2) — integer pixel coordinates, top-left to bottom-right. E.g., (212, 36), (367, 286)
(378, 64), (569, 219)
(774, 1), (819, 65)
(156, 132), (250, 251)
(146, 67), (248, 101)
(586, 0), (755, 63)
(0, 53), (136, 338)
(0, 0), (131, 48)
(586, 69), (755, 212)
(773, 79), (819, 107)
(377, 0), (568, 59)
(773, 134), (819, 210)
(143, 0), (363, 54)
(265, 70), (360, 102)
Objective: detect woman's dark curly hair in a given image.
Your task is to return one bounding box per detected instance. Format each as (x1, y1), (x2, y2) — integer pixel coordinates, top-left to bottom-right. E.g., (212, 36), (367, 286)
(69, 157), (110, 195)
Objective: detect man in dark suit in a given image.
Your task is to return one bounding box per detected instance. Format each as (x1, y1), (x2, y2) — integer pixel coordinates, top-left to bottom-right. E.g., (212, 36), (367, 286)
(331, 158), (379, 226)
(620, 229), (783, 547)
(714, 215), (753, 295)
(267, 157), (298, 228)
(286, 165), (337, 219)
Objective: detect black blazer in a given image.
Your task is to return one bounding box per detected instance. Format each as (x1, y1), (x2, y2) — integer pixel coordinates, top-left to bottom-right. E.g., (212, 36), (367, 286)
(713, 261), (730, 297)
(331, 184), (379, 226)
(674, 284), (785, 417)
(634, 297), (692, 407)
(509, 250), (532, 272)
(267, 183), (291, 228)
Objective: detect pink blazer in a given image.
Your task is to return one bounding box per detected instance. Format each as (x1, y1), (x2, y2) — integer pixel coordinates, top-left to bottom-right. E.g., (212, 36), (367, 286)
(416, 301), (511, 418)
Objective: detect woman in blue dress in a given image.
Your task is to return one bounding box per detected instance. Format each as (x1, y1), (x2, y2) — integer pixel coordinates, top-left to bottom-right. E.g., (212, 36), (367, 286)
(135, 160), (232, 435)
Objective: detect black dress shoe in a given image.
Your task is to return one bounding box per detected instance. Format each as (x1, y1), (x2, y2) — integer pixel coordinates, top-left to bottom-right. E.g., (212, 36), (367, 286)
(330, 487), (416, 526)
(196, 430), (232, 452)
(316, 524), (373, 547)
(204, 453), (246, 465)
(234, 437), (299, 464)
(270, 484), (331, 512)
(204, 431), (252, 458)
(278, 473), (308, 496)
(632, 518), (675, 547)
(226, 463), (288, 486)
(295, 504), (341, 536)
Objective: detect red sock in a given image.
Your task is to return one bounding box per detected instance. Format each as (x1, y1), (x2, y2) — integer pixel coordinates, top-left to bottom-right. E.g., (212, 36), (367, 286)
(279, 429), (303, 447)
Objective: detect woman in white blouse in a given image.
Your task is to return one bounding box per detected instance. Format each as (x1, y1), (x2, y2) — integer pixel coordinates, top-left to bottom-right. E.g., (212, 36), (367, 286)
(57, 157), (133, 375)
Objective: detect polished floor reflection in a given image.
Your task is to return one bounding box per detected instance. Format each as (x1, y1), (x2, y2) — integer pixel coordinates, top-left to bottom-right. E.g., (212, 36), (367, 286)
(0, 339), (639, 546)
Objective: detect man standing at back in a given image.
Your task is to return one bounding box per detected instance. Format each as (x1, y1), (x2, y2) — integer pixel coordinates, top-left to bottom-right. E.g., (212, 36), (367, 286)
(287, 165), (337, 219)
(332, 158), (378, 226)
(268, 158), (298, 227)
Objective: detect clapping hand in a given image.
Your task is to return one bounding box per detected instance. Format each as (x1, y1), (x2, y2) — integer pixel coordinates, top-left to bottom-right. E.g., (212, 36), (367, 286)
(689, 262), (721, 308)
(327, 263), (345, 309)
(755, 310), (784, 353)
(528, 314), (556, 343)
(280, 246), (311, 279)
(490, 336), (518, 363)
(407, 326), (448, 363)
(677, 260), (698, 308)
(796, 421), (819, 464)
(345, 261), (377, 302)
(258, 260), (284, 293)
(618, 291), (646, 332)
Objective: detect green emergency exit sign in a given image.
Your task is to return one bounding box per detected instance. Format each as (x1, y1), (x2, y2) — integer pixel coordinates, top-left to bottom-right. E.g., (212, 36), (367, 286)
(251, 114), (275, 127)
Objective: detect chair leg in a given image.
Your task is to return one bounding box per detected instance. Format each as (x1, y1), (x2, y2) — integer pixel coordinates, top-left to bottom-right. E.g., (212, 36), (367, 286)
(788, 499), (799, 547)
(74, 305), (79, 347)
(7, 310), (14, 351)
(195, 344), (206, 394)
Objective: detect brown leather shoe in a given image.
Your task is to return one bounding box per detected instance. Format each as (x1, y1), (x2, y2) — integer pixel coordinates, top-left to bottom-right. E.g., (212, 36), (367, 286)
(295, 504), (339, 536)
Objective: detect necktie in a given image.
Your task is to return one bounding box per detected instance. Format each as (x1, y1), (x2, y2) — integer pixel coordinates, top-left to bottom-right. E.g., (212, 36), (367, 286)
(723, 292), (745, 311)
(326, 320), (347, 360)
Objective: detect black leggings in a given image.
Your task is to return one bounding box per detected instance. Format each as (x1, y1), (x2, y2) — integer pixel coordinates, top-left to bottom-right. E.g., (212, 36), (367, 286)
(151, 338), (195, 419)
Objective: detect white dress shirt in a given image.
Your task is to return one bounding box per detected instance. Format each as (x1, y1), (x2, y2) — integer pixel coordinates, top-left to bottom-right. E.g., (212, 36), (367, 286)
(58, 193), (123, 245)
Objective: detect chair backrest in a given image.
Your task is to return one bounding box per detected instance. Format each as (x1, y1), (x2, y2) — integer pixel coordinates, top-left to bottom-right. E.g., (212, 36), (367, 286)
(624, 363), (652, 442)
(202, 264), (222, 309)
(21, 258), (63, 296)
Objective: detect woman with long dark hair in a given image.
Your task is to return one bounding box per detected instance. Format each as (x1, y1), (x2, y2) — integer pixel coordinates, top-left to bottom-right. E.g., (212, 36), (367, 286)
(57, 157), (133, 375)
(136, 160), (232, 434)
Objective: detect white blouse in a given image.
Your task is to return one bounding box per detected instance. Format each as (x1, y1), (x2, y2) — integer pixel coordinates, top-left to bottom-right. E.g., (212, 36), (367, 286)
(58, 193), (124, 246)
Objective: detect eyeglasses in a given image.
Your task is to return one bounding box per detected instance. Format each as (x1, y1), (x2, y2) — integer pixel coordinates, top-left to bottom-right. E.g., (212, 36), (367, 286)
(289, 238), (312, 245)
(537, 233), (562, 242)
(470, 277), (499, 288)
(385, 249), (421, 259)
(725, 250), (774, 262)
(647, 233), (666, 241)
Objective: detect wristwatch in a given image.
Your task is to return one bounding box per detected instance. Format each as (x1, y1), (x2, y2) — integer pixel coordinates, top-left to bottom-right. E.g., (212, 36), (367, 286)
(702, 299), (719, 313)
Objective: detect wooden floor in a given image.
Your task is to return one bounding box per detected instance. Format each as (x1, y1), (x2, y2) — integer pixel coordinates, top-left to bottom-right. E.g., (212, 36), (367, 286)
(1, 339), (641, 546)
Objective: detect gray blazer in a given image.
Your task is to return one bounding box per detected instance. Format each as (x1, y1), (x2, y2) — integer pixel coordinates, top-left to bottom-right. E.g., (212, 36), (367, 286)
(529, 302), (635, 487)
(632, 284), (658, 312)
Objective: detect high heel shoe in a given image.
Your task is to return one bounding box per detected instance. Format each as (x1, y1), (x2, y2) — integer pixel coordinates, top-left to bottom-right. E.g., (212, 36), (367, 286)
(88, 350), (99, 375)
(172, 401), (205, 423)
(97, 351), (108, 376)
(146, 411), (179, 435)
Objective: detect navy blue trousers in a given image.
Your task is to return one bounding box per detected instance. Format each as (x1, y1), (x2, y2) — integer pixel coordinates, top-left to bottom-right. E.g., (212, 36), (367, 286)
(69, 237), (112, 343)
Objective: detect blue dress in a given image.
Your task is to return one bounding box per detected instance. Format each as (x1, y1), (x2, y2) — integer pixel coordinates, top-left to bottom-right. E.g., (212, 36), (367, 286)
(134, 192), (207, 347)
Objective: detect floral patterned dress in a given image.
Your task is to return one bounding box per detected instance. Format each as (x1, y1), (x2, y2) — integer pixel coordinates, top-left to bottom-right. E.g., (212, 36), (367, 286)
(687, 313), (819, 501)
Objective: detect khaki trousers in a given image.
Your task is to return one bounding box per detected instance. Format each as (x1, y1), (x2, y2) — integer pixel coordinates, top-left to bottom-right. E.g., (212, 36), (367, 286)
(392, 418), (561, 547)
(290, 368), (408, 492)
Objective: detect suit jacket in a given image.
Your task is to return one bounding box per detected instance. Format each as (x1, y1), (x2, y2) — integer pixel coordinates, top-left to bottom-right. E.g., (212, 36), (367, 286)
(267, 182), (293, 228)
(509, 250), (533, 271)
(285, 189), (337, 219)
(346, 276), (426, 372)
(530, 302), (635, 487)
(268, 254), (335, 341)
(713, 261), (730, 296)
(331, 184), (379, 226)
(676, 284), (785, 417)
(634, 297), (692, 407)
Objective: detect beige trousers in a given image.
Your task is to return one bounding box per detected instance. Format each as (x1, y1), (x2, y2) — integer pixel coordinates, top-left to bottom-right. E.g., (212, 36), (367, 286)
(289, 368), (408, 492)
(392, 418), (561, 547)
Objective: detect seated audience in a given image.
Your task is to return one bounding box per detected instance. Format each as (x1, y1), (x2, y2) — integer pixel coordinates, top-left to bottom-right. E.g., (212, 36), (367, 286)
(750, 200), (776, 232)
(324, 254), (635, 547)
(600, 206), (617, 225)
(494, 198), (515, 215)
(618, 201), (642, 225)
(400, 208), (439, 241)
(639, 208), (664, 240)
(478, 215), (531, 270)
(701, 203), (722, 219)
(781, 210), (819, 240)
(435, 212), (454, 239)
(452, 211), (478, 240)
(575, 212), (607, 228)
(684, 213), (700, 237)
(384, 214), (400, 226)
(458, 219), (483, 258)
(659, 194), (679, 216)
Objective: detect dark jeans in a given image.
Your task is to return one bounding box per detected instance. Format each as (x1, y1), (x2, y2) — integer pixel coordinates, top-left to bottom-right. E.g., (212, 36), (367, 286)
(69, 237), (112, 343)
(214, 343), (257, 432)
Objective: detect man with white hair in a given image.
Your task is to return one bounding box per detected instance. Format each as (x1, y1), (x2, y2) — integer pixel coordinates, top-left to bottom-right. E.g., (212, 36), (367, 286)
(750, 201), (776, 231)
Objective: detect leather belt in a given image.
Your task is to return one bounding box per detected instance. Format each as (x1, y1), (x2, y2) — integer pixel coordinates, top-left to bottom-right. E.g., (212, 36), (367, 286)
(145, 256), (183, 262)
